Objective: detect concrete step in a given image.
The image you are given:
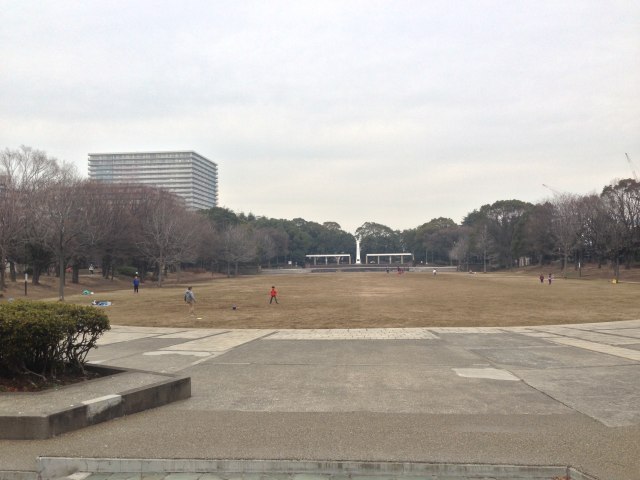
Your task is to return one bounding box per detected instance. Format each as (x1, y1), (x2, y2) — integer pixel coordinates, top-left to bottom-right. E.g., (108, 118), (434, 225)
(33, 459), (599, 480)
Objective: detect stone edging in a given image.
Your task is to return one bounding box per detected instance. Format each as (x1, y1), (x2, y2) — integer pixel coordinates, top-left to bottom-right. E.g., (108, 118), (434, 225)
(34, 458), (599, 480)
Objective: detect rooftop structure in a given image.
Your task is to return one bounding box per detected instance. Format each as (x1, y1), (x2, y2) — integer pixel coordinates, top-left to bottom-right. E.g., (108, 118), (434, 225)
(88, 151), (218, 210)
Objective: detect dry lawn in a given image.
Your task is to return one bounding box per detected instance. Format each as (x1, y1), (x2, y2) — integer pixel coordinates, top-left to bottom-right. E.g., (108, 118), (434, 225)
(21, 270), (640, 329)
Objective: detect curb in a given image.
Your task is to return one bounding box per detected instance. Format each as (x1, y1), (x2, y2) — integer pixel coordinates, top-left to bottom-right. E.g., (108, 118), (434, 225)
(0, 471), (37, 480)
(35, 458), (599, 480)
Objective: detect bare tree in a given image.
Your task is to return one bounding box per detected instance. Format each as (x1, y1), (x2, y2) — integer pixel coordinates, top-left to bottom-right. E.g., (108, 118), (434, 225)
(0, 179), (22, 289)
(520, 202), (555, 267)
(137, 191), (198, 286)
(601, 179), (640, 272)
(577, 194), (609, 268)
(2, 146), (77, 293)
(600, 180), (640, 280)
(1, 146), (68, 192)
(270, 228), (289, 267)
(83, 182), (143, 280)
(470, 221), (492, 273)
(193, 218), (218, 272)
(255, 229), (277, 268)
(480, 200), (532, 269)
(33, 173), (85, 300)
(449, 231), (471, 272)
(550, 193), (582, 276)
(218, 224), (257, 276)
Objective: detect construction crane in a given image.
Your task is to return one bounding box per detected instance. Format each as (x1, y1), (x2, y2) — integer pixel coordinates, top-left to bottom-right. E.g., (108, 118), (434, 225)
(542, 183), (563, 196)
(626, 153), (638, 180)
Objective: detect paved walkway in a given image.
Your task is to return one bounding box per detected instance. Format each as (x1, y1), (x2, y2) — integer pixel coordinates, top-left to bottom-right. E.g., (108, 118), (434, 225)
(2, 321), (640, 479)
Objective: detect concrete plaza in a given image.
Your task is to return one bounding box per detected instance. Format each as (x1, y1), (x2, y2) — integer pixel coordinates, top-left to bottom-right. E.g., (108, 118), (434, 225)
(1, 321), (640, 479)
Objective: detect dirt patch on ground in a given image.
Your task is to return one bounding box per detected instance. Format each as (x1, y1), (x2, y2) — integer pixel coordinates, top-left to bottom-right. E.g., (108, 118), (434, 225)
(0, 368), (104, 392)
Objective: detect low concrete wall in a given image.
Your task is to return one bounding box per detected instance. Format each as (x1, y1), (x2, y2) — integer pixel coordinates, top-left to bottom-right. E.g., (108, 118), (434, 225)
(35, 458), (598, 480)
(0, 368), (191, 440)
(0, 471), (37, 480)
(262, 266), (460, 274)
(261, 268), (309, 275)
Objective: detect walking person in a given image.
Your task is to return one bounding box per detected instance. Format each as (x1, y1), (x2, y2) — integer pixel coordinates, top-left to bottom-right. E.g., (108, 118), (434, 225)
(548, 273), (553, 285)
(269, 285), (279, 304)
(133, 275), (140, 293)
(539, 273), (544, 284)
(184, 286), (196, 314)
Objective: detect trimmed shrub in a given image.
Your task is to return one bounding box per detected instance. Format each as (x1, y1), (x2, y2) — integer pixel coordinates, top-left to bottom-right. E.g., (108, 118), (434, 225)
(0, 301), (110, 377)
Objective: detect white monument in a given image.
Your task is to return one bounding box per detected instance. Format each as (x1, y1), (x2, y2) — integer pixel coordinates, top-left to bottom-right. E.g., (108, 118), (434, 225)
(355, 237), (362, 264)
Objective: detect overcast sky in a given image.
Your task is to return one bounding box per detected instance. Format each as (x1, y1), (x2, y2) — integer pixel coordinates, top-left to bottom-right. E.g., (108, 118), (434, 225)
(1, 1), (638, 233)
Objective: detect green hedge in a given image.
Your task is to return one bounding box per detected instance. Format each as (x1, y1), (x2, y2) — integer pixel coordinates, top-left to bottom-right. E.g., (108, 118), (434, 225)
(0, 301), (110, 377)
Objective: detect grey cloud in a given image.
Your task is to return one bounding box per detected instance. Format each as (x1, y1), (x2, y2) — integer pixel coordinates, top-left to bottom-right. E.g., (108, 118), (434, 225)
(1, 0), (638, 230)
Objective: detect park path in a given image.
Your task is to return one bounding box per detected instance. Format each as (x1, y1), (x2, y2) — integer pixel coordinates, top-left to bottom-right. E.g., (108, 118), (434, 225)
(1, 320), (639, 480)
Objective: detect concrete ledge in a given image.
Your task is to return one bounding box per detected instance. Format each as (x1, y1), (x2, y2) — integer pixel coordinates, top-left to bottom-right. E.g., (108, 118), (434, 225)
(35, 458), (599, 480)
(0, 366), (190, 440)
(568, 468), (600, 480)
(0, 471), (38, 480)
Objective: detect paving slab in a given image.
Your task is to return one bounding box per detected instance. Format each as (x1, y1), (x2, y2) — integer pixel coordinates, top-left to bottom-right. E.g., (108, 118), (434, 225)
(469, 344), (638, 369)
(598, 327), (640, 339)
(94, 351), (224, 374)
(514, 364), (640, 427)
(515, 331), (563, 338)
(549, 337), (640, 361)
(426, 327), (504, 334)
(156, 330), (230, 340)
(184, 360), (570, 415)
(560, 319), (640, 330)
(97, 332), (163, 346)
(208, 340), (484, 367)
(530, 326), (640, 345)
(452, 367), (520, 381)
(163, 330), (275, 352)
(269, 329), (438, 340)
(88, 338), (193, 364)
(433, 332), (553, 348)
(109, 324), (192, 335)
(106, 327), (189, 334)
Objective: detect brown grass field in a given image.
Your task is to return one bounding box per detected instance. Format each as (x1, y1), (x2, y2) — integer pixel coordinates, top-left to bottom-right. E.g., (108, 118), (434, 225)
(4, 267), (640, 328)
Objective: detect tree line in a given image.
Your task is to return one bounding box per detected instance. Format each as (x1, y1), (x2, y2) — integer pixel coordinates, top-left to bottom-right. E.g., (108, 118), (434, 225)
(1, 146), (638, 299)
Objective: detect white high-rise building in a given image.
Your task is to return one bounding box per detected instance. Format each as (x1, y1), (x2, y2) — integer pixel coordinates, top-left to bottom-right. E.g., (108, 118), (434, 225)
(88, 151), (218, 210)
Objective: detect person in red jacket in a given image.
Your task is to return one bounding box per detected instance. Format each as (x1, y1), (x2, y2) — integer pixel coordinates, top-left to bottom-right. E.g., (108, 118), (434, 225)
(269, 286), (279, 304)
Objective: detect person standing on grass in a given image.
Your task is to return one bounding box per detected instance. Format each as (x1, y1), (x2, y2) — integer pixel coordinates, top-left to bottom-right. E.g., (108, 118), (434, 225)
(184, 286), (196, 314)
(548, 273), (553, 285)
(269, 285), (279, 304)
(539, 273), (544, 284)
(133, 275), (140, 293)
